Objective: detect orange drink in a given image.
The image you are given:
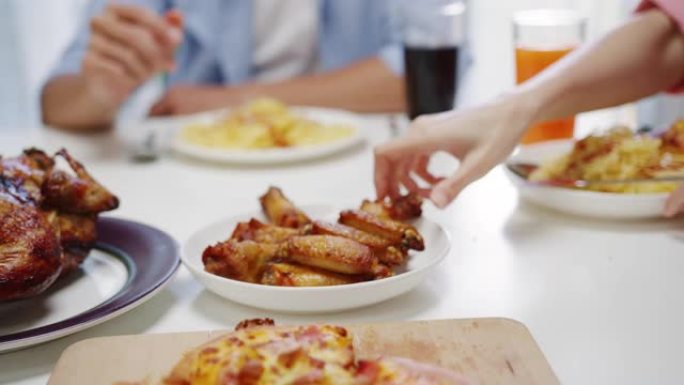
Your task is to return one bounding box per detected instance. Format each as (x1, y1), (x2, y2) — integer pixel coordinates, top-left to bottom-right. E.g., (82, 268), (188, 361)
(515, 47), (575, 144)
(513, 10), (586, 143)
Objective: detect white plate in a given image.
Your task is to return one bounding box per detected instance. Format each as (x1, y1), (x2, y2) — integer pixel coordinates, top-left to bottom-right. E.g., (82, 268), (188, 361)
(162, 106), (365, 164)
(505, 140), (669, 219)
(182, 205), (450, 313)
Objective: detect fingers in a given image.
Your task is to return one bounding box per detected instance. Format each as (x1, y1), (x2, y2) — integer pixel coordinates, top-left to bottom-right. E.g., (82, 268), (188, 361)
(82, 51), (126, 79)
(88, 34), (148, 81)
(109, 4), (182, 47)
(374, 133), (444, 201)
(412, 155), (443, 185)
(91, 13), (173, 75)
(89, 4), (181, 84)
(82, 52), (135, 103)
(374, 152), (393, 200)
(375, 153), (437, 201)
(664, 184), (684, 217)
(393, 159), (414, 199)
(430, 146), (493, 208)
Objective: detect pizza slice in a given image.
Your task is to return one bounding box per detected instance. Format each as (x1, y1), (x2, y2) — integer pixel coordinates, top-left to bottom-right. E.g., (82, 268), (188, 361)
(162, 320), (356, 385)
(118, 320), (471, 385)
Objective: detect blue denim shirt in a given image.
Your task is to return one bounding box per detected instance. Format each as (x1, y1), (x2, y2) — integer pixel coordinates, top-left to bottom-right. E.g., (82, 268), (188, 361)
(51, 0), (404, 85)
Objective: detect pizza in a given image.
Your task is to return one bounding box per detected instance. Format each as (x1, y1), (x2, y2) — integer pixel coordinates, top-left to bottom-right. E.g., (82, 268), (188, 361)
(154, 319), (471, 385)
(163, 319), (355, 385)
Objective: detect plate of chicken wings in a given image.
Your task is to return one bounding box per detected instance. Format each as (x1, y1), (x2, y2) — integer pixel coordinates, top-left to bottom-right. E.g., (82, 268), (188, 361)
(182, 187), (450, 312)
(0, 149), (179, 352)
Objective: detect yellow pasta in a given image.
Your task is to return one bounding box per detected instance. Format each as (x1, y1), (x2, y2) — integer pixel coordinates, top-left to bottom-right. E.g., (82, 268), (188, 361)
(529, 122), (684, 193)
(180, 99), (354, 150)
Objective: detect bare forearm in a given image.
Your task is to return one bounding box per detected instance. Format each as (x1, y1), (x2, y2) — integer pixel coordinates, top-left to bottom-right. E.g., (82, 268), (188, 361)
(516, 9), (684, 124)
(41, 75), (119, 132)
(248, 57), (406, 113)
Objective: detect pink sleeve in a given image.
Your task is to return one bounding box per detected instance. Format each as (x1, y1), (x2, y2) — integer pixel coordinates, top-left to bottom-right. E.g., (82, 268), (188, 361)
(636, 0), (684, 92)
(637, 0), (684, 31)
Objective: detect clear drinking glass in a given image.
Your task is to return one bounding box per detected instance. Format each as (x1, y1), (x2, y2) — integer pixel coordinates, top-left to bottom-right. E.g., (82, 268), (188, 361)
(513, 9), (586, 144)
(401, 0), (467, 120)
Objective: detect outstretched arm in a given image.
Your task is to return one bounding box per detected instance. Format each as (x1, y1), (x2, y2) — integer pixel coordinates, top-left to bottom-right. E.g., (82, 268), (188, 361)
(375, 7), (684, 208)
(149, 57), (406, 116)
(521, 8), (684, 123)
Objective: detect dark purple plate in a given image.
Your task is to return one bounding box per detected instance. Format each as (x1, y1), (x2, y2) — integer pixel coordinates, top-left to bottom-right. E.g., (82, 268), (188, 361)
(0, 217), (179, 353)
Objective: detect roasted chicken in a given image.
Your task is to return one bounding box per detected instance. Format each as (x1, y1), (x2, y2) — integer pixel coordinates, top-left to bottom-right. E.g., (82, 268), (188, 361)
(0, 149), (118, 301)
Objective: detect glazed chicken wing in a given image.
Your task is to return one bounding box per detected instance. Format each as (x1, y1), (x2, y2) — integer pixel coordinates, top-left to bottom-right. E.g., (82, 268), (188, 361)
(203, 234), (388, 284)
(339, 210), (425, 251)
(202, 240), (279, 283)
(280, 235), (375, 276)
(230, 218), (300, 244)
(308, 221), (407, 266)
(261, 262), (360, 287)
(360, 194), (423, 221)
(259, 186), (310, 228)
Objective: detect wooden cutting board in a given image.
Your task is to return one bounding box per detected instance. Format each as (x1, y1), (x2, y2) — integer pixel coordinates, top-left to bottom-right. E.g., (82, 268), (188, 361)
(48, 318), (558, 385)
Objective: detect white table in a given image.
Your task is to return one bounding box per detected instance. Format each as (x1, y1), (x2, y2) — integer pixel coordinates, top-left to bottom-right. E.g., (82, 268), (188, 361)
(2, 117), (684, 385)
(2, 1), (683, 382)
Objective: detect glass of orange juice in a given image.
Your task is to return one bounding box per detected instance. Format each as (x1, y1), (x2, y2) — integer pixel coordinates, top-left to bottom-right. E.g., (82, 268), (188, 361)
(513, 9), (586, 144)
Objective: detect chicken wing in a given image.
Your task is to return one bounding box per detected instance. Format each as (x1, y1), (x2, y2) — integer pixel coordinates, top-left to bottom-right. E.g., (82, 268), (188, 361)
(308, 220), (407, 266)
(42, 149), (119, 214)
(202, 240), (279, 283)
(259, 186), (310, 228)
(230, 218), (300, 244)
(279, 235), (375, 275)
(339, 210), (424, 251)
(260, 262), (360, 287)
(360, 193), (423, 221)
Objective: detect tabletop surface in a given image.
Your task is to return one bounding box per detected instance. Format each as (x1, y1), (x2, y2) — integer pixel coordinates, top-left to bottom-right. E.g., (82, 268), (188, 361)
(3, 2), (683, 384)
(2, 116), (684, 385)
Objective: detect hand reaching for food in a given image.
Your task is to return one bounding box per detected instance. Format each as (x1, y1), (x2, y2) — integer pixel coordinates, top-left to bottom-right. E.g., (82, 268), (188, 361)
(374, 100), (530, 209)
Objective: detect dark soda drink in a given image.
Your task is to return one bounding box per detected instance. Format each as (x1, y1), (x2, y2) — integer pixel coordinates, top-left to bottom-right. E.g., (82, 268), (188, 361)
(403, 46), (459, 120)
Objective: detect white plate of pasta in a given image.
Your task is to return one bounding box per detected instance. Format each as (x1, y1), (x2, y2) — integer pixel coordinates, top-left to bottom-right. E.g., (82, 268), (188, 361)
(169, 99), (364, 164)
(505, 122), (684, 219)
